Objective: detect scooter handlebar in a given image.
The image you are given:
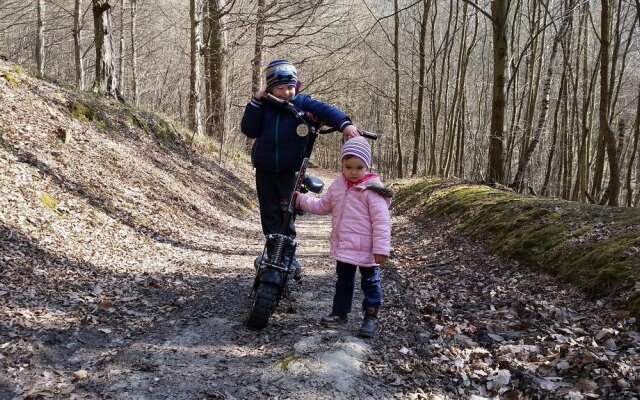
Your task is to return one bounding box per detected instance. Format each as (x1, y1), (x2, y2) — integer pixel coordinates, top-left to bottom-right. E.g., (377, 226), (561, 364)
(264, 93), (378, 140)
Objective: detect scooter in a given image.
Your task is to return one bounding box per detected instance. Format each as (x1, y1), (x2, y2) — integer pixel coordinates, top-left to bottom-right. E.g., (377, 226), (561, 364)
(246, 93), (377, 329)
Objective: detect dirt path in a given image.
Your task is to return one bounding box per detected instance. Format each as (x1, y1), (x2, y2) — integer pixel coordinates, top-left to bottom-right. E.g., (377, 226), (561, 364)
(78, 213), (389, 400)
(1, 209), (396, 399)
(0, 65), (396, 400)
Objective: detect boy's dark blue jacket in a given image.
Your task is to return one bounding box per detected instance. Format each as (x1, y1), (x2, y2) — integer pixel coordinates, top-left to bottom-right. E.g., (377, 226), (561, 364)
(241, 93), (352, 172)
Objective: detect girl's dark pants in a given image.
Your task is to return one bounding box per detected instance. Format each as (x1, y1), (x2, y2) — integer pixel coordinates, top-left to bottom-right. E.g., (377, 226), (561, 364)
(332, 261), (382, 315)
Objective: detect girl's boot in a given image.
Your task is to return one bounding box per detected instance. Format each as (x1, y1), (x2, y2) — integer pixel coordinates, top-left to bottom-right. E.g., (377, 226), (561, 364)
(358, 307), (379, 338)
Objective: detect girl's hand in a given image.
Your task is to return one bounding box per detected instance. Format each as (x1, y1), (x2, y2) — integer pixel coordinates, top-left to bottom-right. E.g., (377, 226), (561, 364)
(374, 254), (388, 265)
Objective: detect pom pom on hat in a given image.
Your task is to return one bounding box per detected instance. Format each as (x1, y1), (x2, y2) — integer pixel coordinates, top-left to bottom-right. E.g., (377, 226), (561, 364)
(341, 136), (372, 168)
(264, 59), (298, 92)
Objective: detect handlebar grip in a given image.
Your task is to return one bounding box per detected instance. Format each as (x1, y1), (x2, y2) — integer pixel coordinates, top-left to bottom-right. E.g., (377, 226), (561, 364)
(359, 130), (378, 140)
(265, 93), (287, 106)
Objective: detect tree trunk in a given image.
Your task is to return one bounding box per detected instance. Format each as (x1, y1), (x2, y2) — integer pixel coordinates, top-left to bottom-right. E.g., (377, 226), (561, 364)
(487, 0), (508, 183)
(251, 0), (266, 93)
(512, 1), (572, 192)
(189, 0), (204, 136)
(93, 0), (118, 97)
(393, 0), (404, 178)
(118, 0), (125, 97)
(571, 3), (595, 202)
(626, 86), (640, 206)
(635, 142), (640, 206)
(204, 3), (212, 137)
(560, 69), (571, 199)
(437, 3), (455, 176)
(73, 0), (84, 89)
(600, 0), (621, 205)
(207, 0), (226, 139)
(517, 0), (544, 168)
(541, 72), (565, 197)
(36, 0), (45, 77)
(411, 0), (431, 176)
(130, 0), (138, 105)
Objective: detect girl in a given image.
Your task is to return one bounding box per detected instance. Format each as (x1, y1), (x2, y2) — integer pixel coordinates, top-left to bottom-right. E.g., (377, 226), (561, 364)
(296, 136), (392, 337)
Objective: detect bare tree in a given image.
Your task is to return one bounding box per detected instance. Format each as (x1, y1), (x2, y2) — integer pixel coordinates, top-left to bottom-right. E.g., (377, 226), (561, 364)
(250, 0), (266, 93)
(411, 0), (431, 176)
(130, 0), (138, 105)
(600, 0), (621, 205)
(487, 0), (508, 184)
(92, 0), (119, 98)
(73, 0), (85, 89)
(36, 0), (45, 77)
(206, 0), (227, 139)
(512, 1), (573, 192)
(118, 0), (125, 97)
(189, 0), (204, 136)
(393, 0), (404, 178)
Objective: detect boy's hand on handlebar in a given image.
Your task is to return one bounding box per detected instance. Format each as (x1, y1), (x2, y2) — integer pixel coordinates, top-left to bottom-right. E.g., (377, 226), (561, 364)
(342, 125), (360, 140)
(374, 254), (388, 265)
(253, 90), (268, 100)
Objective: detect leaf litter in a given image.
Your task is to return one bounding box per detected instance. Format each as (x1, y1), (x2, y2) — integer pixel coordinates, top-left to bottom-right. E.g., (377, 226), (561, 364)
(370, 215), (639, 399)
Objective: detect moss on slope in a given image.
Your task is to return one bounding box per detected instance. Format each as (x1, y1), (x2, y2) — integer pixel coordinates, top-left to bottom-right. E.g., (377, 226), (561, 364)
(393, 178), (640, 316)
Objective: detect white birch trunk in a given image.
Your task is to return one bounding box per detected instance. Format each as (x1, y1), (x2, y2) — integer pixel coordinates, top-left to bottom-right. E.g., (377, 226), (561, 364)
(512, 4), (573, 192)
(130, 0), (138, 105)
(36, 0), (45, 77)
(73, 0), (85, 89)
(189, 0), (204, 136)
(118, 0), (125, 97)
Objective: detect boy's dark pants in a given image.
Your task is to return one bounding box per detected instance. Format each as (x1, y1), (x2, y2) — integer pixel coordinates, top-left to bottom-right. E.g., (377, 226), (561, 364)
(332, 261), (382, 316)
(255, 169), (296, 238)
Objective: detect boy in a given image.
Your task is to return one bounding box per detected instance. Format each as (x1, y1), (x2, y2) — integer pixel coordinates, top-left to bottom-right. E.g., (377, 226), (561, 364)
(241, 59), (359, 278)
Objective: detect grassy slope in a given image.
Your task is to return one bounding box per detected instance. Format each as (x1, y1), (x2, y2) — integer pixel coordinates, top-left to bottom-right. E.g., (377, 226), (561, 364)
(392, 178), (640, 316)
(0, 61), (258, 259)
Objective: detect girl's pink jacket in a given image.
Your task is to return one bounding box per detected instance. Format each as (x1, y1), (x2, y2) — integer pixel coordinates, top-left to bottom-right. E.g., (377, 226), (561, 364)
(296, 174), (391, 267)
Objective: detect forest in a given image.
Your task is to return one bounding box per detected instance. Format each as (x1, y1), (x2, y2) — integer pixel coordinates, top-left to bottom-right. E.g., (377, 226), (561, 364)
(2, 1), (640, 398)
(2, 0), (640, 207)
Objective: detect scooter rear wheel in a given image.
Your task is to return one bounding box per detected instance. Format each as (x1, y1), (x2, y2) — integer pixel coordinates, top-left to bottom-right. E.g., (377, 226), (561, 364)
(247, 282), (280, 329)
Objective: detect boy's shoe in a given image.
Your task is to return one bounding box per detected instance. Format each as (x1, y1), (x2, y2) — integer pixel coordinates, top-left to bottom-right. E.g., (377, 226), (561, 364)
(320, 313), (348, 326)
(358, 307), (379, 338)
(290, 258), (303, 281)
(293, 265), (303, 281)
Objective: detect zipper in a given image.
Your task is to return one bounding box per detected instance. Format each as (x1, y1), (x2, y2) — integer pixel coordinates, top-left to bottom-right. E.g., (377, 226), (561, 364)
(335, 180), (351, 245)
(275, 114), (280, 171)
(251, 140), (257, 163)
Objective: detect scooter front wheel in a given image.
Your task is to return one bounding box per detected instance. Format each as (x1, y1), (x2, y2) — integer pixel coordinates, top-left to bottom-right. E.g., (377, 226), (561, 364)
(247, 282), (280, 329)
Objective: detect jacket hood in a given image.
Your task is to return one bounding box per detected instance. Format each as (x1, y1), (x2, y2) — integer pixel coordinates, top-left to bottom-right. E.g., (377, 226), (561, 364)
(354, 176), (393, 198)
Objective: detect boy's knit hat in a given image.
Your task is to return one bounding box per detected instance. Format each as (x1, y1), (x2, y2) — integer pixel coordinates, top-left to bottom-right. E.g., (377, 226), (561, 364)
(264, 59), (298, 92)
(341, 136), (372, 168)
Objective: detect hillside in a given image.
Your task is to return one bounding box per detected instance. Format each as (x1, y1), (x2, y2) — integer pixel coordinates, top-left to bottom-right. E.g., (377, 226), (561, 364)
(1, 62), (639, 399)
(392, 178), (640, 314)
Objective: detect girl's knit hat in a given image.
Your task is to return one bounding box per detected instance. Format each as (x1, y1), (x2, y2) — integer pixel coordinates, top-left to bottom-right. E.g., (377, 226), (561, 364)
(264, 59), (298, 92)
(341, 136), (372, 168)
